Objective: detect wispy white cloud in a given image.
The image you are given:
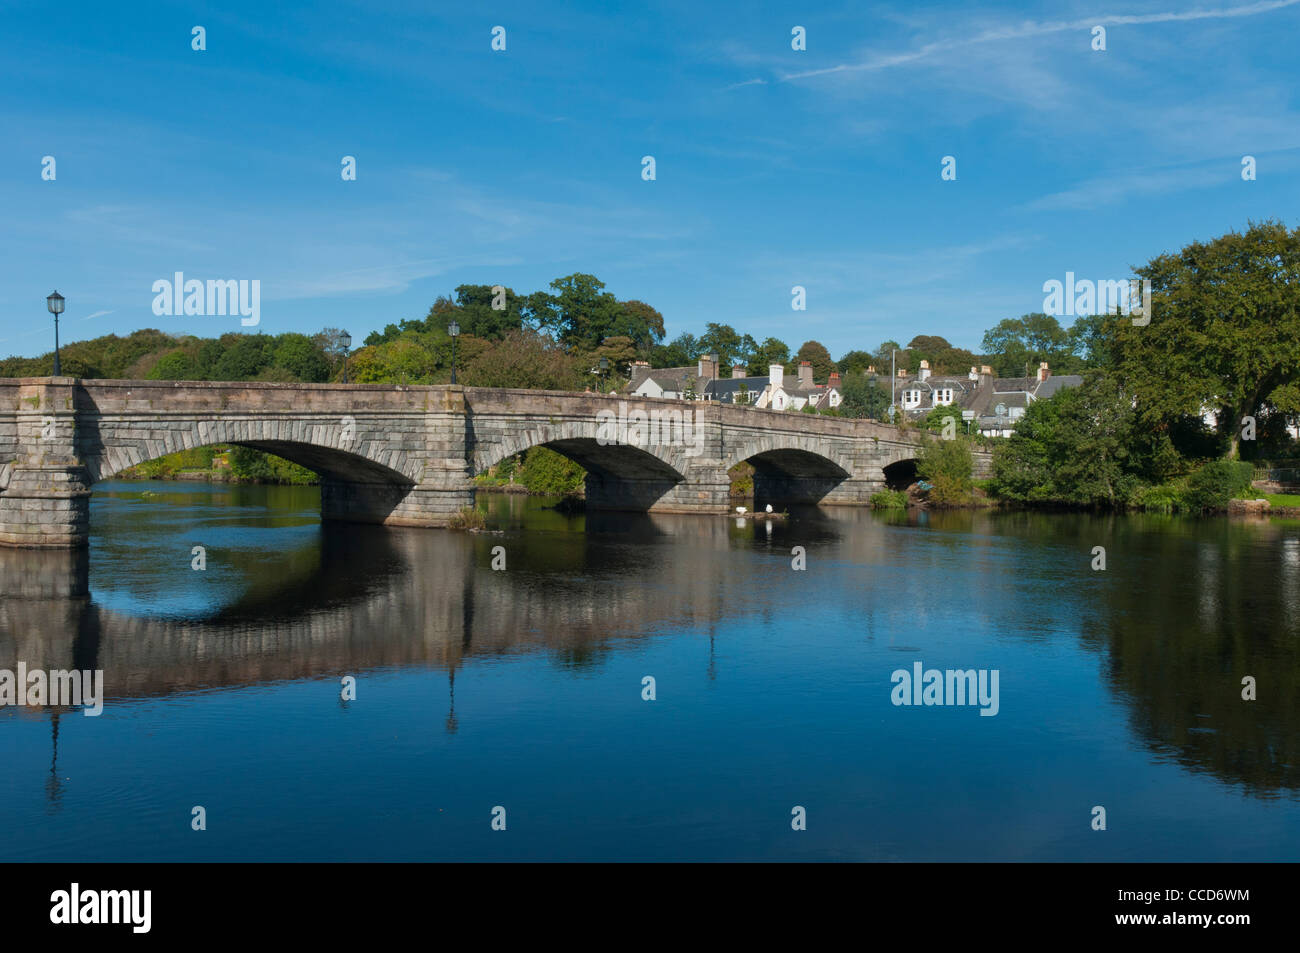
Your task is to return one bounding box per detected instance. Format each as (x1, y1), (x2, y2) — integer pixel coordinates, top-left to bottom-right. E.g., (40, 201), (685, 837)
(776, 0), (1300, 82)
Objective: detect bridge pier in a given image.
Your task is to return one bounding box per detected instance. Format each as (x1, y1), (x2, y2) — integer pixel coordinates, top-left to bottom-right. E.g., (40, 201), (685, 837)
(583, 464), (732, 516)
(320, 480), (475, 527)
(0, 380), (91, 547)
(0, 464), (91, 547)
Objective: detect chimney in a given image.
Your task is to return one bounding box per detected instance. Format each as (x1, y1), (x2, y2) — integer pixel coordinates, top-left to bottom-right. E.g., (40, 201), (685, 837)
(898, 367), (909, 378)
(798, 361), (813, 388)
(769, 363), (784, 390)
(732, 365), (746, 379)
(979, 365), (994, 387)
(919, 359), (931, 382)
(969, 365), (978, 381)
(632, 360), (650, 368)
(867, 365), (876, 375)
(828, 372), (841, 389)
(1037, 361), (1050, 382)
(697, 353), (718, 380)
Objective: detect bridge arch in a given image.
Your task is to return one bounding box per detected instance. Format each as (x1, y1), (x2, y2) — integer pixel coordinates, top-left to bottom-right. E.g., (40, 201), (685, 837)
(472, 417), (693, 511)
(81, 417), (419, 486)
(472, 417), (692, 480)
(726, 435), (853, 506)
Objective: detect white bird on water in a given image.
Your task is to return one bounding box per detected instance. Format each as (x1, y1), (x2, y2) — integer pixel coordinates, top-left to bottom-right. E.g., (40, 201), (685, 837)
(736, 506), (747, 514)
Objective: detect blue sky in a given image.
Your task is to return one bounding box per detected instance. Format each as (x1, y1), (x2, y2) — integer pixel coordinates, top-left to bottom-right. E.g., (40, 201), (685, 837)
(2, 0), (1298, 360)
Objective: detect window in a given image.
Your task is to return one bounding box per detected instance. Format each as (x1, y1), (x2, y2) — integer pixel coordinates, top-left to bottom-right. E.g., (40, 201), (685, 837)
(935, 388), (953, 406)
(903, 389), (921, 408)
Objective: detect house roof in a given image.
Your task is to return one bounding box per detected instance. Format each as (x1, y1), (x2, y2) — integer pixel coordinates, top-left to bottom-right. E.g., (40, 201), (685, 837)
(1035, 374), (1084, 398)
(629, 364), (710, 394)
(704, 377), (766, 402)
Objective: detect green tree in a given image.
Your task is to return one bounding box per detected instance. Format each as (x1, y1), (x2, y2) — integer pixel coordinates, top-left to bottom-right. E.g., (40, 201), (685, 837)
(147, 349), (200, 380)
(920, 403), (966, 436)
(794, 340), (836, 381)
(698, 323), (756, 370)
(461, 330), (584, 390)
(747, 337), (790, 376)
(980, 313), (1082, 378)
(1108, 220), (1300, 459)
(992, 374), (1148, 506)
(916, 437), (974, 504)
(517, 446), (585, 495)
(212, 334), (274, 380)
(652, 333), (700, 367)
(272, 333), (331, 382)
(618, 300), (667, 354)
(837, 374), (890, 420)
(536, 274), (633, 351)
(836, 349), (875, 376)
(906, 335), (979, 375)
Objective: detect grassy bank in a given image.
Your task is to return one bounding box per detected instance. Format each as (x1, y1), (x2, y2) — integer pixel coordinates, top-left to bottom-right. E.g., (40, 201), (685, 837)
(120, 445), (318, 485)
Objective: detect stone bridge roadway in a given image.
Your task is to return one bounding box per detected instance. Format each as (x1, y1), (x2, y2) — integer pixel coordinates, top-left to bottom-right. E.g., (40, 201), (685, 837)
(0, 377), (991, 547)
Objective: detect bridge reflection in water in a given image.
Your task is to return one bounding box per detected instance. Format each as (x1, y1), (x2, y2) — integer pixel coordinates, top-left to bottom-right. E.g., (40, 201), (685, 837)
(2, 493), (1299, 805)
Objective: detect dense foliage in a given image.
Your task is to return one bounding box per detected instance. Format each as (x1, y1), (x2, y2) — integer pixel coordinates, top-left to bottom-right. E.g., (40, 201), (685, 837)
(916, 437), (975, 505)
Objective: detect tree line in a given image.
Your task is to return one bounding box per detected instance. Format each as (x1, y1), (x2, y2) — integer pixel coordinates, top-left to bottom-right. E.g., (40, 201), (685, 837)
(0, 271), (1115, 391)
(4, 221), (1298, 507)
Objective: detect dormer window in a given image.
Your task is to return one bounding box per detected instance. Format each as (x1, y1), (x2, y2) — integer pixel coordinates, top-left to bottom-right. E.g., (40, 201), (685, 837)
(903, 389), (922, 408)
(934, 388), (954, 406)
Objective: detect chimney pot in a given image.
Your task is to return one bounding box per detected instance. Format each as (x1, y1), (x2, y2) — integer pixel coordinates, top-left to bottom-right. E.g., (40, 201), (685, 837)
(732, 365), (746, 379)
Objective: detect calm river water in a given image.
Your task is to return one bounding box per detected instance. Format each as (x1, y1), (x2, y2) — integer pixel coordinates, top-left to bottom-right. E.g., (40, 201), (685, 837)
(2, 480), (1298, 861)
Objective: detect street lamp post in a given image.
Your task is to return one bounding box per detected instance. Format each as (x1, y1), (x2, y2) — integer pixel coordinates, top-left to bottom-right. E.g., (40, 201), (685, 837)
(599, 355), (609, 392)
(46, 291), (65, 376)
(448, 320), (460, 385)
(340, 330), (352, 384)
(889, 348), (896, 423)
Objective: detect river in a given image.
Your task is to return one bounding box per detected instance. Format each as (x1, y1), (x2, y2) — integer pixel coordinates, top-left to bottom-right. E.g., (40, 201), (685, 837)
(1, 480), (1297, 860)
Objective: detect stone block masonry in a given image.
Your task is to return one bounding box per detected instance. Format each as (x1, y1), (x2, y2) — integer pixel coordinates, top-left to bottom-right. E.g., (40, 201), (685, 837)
(0, 379), (989, 547)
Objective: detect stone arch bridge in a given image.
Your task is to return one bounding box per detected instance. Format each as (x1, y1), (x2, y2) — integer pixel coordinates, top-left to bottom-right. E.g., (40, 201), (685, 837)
(0, 378), (991, 547)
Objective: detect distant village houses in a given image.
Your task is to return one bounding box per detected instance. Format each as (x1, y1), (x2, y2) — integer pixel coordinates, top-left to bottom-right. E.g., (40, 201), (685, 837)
(891, 360), (1083, 437)
(626, 352), (1083, 437)
(626, 354), (843, 411)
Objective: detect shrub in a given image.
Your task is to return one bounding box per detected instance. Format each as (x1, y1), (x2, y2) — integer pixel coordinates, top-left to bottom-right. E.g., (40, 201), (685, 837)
(228, 446), (319, 485)
(728, 460), (755, 497)
(925, 473), (974, 505)
(870, 489), (908, 509)
(1183, 459), (1255, 511)
(1133, 482), (1184, 514)
(916, 437), (974, 504)
(447, 506), (486, 530)
(517, 446), (585, 495)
